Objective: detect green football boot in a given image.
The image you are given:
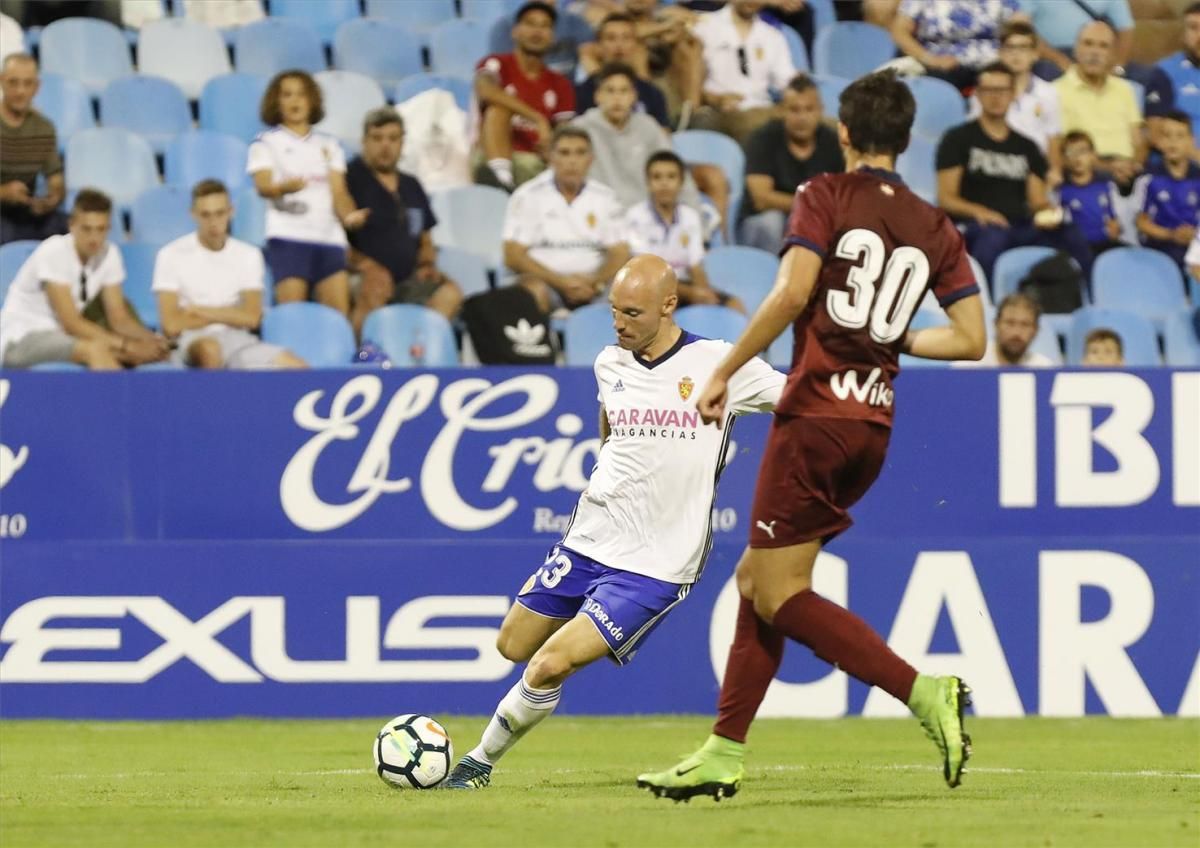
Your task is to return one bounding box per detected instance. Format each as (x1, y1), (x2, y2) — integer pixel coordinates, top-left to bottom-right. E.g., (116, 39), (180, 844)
(442, 755), (492, 789)
(636, 734), (746, 802)
(908, 674), (973, 788)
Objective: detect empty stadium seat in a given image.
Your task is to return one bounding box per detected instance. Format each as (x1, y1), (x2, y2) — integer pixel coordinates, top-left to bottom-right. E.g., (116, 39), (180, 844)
(673, 130), (746, 226)
(811, 74), (849, 113)
(394, 73), (473, 112)
(435, 246), (492, 298)
(138, 18), (232, 100)
(0, 240), (39, 303)
(564, 302), (615, 366)
(906, 76), (967, 140)
(429, 185), (511, 269)
(32, 73), (95, 149)
(460, 0), (510, 25)
(767, 331), (792, 368)
(199, 73), (269, 144)
(364, 0), (457, 33)
(675, 304), (748, 341)
(430, 19), (492, 79)
(99, 75), (192, 155)
(1163, 310), (1200, 366)
(991, 245), (1057, 303)
(314, 71), (387, 154)
(896, 134), (937, 204)
(777, 22), (810, 71)
(261, 303), (356, 367)
(1091, 247), (1188, 327)
(120, 242), (161, 330)
(129, 186), (193, 245)
(234, 19), (325, 77)
(232, 185), (267, 247)
(29, 362), (86, 371)
(39, 17), (132, 94)
(361, 304), (459, 367)
(813, 22), (894, 80)
(270, 0), (361, 45)
(65, 128), (160, 211)
(702, 246), (778, 313)
(1066, 307), (1161, 366)
(333, 19), (424, 89)
(164, 130), (249, 192)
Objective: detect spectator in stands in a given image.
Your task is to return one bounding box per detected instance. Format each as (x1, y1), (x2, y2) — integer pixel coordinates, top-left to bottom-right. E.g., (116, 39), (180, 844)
(1054, 21), (1145, 189)
(577, 13), (670, 128)
(1136, 110), (1200, 271)
(179, 0), (264, 29)
(969, 21), (1063, 184)
(624, 150), (743, 312)
(475, 1), (577, 191)
(0, 13), (23, 64)
(502, 126), (630, 312)
(248, 71), (367, 317)
(691, 0), (795, 144)
(937, 62), (1091, 285)
(153, 180), (305, 370)
(1156, 3), (1200, 142)
(740, 73), (844, 252)
(623, 0), (704, 126)
(345, 109), (464, 336)
(0, 54), (66, 245)
(1081, 327), (1124, 366)
(1059, 130), (1124, 256)
(890, 0), (1022, 90)
(959, 293), (1055, 367)
(0, 190), (167, 370)
(1017, 0), (1133, 79)
(488, 0), (595, 78)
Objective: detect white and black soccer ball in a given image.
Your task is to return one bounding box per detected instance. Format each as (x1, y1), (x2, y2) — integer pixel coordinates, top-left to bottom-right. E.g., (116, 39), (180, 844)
(373, 714), (454, 789)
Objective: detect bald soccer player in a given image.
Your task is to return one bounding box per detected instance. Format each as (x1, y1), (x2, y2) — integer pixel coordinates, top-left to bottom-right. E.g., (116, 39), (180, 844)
(444, 255), (785, 789)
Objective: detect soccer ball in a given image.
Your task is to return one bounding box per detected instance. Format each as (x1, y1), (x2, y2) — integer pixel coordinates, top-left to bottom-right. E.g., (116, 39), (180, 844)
(373, 714), (454, 789)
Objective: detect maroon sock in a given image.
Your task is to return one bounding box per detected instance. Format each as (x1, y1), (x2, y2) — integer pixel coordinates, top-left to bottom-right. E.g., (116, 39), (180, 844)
(713, 597), (785, 744)
(771, 589), (918, 704)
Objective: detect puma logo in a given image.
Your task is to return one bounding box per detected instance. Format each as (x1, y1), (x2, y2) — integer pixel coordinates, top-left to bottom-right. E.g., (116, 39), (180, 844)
(756, 520), (778, 540)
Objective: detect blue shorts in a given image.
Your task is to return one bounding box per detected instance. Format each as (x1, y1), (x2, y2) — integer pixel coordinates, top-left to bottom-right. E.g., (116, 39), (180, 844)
(264, 238), (346, 288)
(516, 546), (689, 665)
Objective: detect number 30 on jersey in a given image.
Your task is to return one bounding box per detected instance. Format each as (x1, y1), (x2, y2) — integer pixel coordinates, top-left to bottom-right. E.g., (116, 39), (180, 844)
(826, 228), (930, 345)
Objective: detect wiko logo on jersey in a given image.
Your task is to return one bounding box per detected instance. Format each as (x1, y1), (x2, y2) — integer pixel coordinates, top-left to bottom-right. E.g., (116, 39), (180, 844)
(502, 319), (552, 357)
(829, 367), (894, 408)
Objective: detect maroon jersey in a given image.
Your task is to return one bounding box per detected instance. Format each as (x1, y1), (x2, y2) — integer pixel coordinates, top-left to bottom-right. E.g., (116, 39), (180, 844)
(777, 168), (978, 427)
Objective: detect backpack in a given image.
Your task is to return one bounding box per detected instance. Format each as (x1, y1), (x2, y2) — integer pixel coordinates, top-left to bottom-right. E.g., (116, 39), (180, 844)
(462, 285), (557, 365)
(1018, 251), (1084, 314)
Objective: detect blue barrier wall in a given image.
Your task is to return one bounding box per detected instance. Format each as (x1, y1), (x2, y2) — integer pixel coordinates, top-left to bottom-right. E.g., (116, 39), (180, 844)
(0, 369), (1197, 718)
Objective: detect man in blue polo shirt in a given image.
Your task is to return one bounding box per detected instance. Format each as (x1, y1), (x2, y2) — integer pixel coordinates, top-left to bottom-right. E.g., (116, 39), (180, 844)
(345, 108), (463, 336)
(1157, 2), (1200, 141)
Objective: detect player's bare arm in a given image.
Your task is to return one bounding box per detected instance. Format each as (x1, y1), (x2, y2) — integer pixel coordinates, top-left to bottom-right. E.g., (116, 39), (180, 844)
(901, 295), (987, 361)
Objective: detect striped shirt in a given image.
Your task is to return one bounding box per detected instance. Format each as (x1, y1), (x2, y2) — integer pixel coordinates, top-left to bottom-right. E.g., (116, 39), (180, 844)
(0, 109), (61, 196)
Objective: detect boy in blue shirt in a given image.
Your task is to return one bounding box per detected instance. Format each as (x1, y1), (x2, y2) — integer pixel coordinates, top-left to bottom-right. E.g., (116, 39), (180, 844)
(1137, 110), (1200, 270)
(1059, 130), (1123, 256)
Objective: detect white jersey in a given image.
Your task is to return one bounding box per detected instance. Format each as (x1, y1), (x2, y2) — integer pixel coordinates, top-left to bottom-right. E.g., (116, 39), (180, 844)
(624, 201), (706, 281)
(152, 233), (266, 333)
(502, 171), (625, 277)
(0, 234), (124, 348)
(562, 332), (784, 585)
(246, 126), (347, 246)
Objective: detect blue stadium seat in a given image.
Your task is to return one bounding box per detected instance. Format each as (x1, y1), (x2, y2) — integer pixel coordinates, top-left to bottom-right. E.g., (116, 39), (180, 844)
(564, 302), (615, 366)
(1163, 310), (1200, 366)
(811, 73), (849, 113)
(99, 75), (192, 156)
(702, 246), (778, 313)
(120, 242), (161, 330)
(29, 362), (86, 371)
(164, 130), (250, 192)
(135, 360), (187, 371)
(234, 19), (325, 77)
(39, 17), (133, 94)
(896, 134), (937, 204)
(675, 304), (748, 342)
(65, 128), (160, 212)
(314, 71), (387, 155)
(261, 303), (356, 367)
(767, 331), (792, 369)
(270, 0), (361, 45)
(777, 22), (809, 71)
(0, 240), (39, 303)
(394, 73), (473, 112)
(232, 185), (267, 247)
(460, 0), (510, 25)
(129, 186), (194, 245)
(1091, 247), (1188, 328)
(32, 73), (94, 149)
(673, 130), (746, 227)
(906, 76), (967, 141)
(1066, 307), (1161, 366)
(364, 0), (457, 33)
(991, 245), (1057, 303)
(429, 185), (511, 270)
(430, 19), (492, 79)
(333, 19), (424, 89)
(1028, 326), (1064, 363)
(138, 18), (232, 100)
(813, 22), (894, 80)
(361, 304), (460, 367)
(436, 246), (492, 298)
(199, 73), (269, 144)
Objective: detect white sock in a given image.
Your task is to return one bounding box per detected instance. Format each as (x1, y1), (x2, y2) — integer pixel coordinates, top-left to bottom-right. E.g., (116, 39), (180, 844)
(488, 157), (514, 188)
(468, 673), (562, 766)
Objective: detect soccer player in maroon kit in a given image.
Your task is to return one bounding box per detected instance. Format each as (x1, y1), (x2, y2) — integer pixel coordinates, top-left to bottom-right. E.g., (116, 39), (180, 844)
(637, 70), (988, 802)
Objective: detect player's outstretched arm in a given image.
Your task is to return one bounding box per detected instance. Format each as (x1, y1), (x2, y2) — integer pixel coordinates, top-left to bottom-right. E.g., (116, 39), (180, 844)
(901, 294), (987, 362)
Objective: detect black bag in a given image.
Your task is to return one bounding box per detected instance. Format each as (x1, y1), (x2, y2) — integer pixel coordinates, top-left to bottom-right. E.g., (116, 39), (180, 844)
(462, 285), (557, 364)
(1018, 251), (1084, 314)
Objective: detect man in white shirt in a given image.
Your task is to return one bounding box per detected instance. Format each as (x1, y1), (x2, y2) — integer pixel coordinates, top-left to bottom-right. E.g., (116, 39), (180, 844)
(958, 293), (1056, 367)
(691, 0), (796, 143)
(0, 190), (167, 369)
(153, 180), (305, 369)
(502, 125), (631, 311)
(443, 253), (784, 790)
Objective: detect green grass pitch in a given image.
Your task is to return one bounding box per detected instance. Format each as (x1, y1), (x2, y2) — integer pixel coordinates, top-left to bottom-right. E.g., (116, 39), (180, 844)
(1, 717), (1197, 847)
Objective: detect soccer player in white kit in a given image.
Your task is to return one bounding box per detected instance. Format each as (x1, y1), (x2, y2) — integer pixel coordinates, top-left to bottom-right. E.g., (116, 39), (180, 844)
(444, 254), (784, 789)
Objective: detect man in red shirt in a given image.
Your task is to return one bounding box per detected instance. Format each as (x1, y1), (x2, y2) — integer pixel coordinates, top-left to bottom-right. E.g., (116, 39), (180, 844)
(475, 1), (577, 191)
(637, 69), (988, 802)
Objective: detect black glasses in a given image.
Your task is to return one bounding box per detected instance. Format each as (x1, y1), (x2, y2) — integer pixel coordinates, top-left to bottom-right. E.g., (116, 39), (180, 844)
(737, 46), (749, 76)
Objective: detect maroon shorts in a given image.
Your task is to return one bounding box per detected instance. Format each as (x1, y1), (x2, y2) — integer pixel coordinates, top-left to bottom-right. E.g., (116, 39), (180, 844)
(749, 414), (891, 548)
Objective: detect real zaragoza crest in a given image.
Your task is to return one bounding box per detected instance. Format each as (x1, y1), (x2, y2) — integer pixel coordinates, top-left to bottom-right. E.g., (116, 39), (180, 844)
(678, 376), (694, 400)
